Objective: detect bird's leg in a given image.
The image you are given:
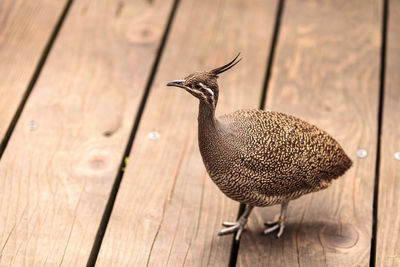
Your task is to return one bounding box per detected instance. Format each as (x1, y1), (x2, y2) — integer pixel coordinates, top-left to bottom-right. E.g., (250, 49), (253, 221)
(264, 201), (288, 238)
(218, 205), (254, 241)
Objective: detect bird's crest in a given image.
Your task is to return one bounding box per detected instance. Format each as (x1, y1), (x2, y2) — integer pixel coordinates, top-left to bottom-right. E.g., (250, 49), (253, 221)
(210, 53), (242, 76)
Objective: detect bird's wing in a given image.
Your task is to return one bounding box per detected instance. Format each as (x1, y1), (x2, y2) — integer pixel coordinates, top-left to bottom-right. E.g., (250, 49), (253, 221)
(218, 109), (352, 196)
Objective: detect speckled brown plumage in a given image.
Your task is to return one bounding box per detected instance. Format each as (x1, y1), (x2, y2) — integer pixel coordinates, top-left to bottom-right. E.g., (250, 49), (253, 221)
(167, 54), (352, 240)
(199, 107), (352, 207)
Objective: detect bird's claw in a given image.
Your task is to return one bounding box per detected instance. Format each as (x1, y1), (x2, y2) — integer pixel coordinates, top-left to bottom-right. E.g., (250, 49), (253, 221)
(218, 221), (246, 241)
(222, 221), (237, 227)
(264, 219), (285, 238)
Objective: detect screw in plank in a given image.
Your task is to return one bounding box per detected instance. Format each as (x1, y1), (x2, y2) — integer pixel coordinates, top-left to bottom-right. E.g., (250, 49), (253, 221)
(356, 149), (367, 158)
(148, 131), (160, 140)
(394, 152), (400, 161)
(103, 131), (113, 137)
(29, 121), (38, 131)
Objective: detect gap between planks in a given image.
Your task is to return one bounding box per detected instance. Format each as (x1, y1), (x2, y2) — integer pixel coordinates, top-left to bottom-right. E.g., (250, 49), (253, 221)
(370, 0), (388, 265)
(86, 0), (182, 265)
(0, 0), (74, 159)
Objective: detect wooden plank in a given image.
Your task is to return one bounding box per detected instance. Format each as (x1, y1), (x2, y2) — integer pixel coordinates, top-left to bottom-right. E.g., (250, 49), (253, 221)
(96, 0), (279, 265)
(0, 0), (68, 147)
(237, 0), (382, 265)
(376, 0), (400, 265)
(0, 0), (174, 265)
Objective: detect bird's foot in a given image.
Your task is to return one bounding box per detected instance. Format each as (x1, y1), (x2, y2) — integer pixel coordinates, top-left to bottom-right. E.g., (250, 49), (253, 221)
(218, 217), (248, 241)
(264, 218), (285, 238)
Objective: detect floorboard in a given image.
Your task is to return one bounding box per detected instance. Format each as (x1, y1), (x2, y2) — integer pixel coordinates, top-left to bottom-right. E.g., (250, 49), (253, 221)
(0, 0), (69, 153)
(237, 0), (382, 265)
(96, 0), (279, 265)
(376, 0), (400, 265)
(0, 0), (174, 265)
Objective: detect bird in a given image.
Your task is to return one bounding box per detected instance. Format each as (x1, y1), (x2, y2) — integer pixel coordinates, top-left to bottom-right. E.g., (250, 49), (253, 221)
(166, 54), (352, 241)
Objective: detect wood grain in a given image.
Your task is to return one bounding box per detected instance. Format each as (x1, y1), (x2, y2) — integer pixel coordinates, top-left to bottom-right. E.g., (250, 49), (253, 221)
(237, 0), (382, 265)
(0, 0), (173, 265)
(0, 0), (68, 147)
(96, 0), (279, 265)
(376, 0), (400, 265)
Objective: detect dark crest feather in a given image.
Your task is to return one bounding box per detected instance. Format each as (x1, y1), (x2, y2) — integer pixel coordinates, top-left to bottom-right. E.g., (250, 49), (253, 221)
(210, 53), (242, 75)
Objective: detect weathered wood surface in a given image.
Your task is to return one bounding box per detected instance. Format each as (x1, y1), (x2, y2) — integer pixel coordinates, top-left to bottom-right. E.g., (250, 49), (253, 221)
(96, 0), (279, 265)
(237, 0), (382, 266)
(376, 0), (400, 265)
(0, 0), (68, 147)
(0, 0), (174, 265)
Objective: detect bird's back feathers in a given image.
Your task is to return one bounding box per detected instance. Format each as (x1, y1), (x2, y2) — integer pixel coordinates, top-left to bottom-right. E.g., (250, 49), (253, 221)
(199, 109), (352, 206)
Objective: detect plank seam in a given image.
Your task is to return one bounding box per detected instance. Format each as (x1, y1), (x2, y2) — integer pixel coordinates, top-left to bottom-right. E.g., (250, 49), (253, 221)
(228, 0), (286, 266)
(259, 0), (285, 112)
(86, 0), (182, 265)
(370, 0), (388, 266)
(0, 0), (75, 159)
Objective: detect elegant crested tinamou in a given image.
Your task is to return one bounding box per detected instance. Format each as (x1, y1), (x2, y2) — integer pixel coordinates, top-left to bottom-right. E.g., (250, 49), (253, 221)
(167, 54), (352, 241)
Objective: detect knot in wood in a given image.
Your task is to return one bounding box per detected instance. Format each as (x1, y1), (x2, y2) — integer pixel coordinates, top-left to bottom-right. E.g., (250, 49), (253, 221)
(128, 24), (159, 45)
(319, 222), (359, 249)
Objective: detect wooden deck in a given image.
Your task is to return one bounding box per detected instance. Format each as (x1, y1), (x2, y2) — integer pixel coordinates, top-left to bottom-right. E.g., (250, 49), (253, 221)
(0, 0), (398, 266)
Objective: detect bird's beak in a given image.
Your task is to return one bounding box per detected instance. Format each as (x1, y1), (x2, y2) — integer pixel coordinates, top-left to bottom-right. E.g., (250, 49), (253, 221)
(166, 79), (186, 88)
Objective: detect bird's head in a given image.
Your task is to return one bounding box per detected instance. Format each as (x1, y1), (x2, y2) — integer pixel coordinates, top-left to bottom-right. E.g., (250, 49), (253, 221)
(167, 54), (241, 108)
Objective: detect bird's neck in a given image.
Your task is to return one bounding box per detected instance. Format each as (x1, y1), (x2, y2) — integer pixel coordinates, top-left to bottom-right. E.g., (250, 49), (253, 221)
(198, 101), (217, 133)
(198, 101), (221, 178)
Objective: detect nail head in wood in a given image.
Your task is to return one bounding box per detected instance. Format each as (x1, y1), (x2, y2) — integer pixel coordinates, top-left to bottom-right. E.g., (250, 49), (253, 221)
(148, 131), (160, 140)
(356, 149), (367, 158)
(103, 131), (113, 137)
(29, 121), (38, 131)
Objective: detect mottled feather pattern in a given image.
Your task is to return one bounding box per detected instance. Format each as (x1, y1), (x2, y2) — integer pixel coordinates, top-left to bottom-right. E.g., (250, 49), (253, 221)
(167, 56), (352, 209)
(199, 108), (352, 207)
